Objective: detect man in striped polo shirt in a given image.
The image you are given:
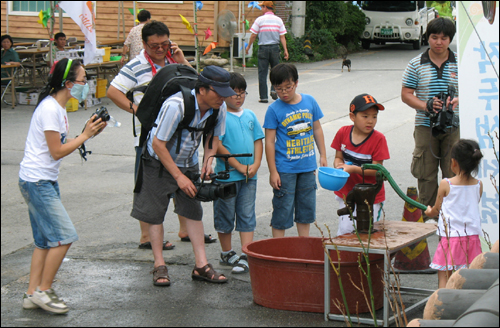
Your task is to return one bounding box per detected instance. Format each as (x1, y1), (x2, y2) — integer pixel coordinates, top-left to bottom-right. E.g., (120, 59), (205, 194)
(401, 17), (459, 221)
(246, 1), (289, 103)
(108, 21), (193, 250)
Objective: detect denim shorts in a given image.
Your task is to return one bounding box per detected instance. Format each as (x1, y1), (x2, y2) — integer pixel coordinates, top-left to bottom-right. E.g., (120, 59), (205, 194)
(271, 171), (317, 230)
(213, 180), (257, 233)
(18, 178), (78, 249)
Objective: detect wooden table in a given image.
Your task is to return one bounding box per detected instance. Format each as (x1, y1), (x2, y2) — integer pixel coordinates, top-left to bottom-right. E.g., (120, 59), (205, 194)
(1, 64), (17, 108)
(13, 42), (34, 47)
(15, 47), (50, 87)
(84, 60), (121, 81)
(97, 39), (125, 47)
(324, 220), (437, 326)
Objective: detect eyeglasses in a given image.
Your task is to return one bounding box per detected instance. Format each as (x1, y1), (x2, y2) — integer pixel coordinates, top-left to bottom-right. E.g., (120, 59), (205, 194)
(274, 84), (295, 93)
(146, 40), (171, 51)
(231, 91), (248, 99)
(74, 79), (87, 84)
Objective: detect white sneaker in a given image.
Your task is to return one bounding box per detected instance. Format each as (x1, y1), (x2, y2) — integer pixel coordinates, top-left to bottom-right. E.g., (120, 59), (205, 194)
(31, 287), (69, 314)
(22, 293), (39, 309)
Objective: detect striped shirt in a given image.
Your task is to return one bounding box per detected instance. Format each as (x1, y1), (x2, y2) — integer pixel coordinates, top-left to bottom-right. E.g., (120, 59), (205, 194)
(147, 90), (227, 168)
(249, 12), (286, 45)
(110, 49), (169, 146)
(402, 48), (459, 127)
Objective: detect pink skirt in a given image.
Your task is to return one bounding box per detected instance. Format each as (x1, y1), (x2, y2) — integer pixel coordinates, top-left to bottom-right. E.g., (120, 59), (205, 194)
(430, 235), (482, 271)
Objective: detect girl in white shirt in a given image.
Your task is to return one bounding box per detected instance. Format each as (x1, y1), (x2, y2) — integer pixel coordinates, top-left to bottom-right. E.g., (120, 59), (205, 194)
(19, 58), (106, 314)
(425, 139), (484, 288)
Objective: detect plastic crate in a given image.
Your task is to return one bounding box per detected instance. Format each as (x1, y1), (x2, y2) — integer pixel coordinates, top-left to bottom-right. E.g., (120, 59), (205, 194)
(102, 47), (111, 62)
(97, 78), (107, 87)
(96, 85), (107, 99)
(66, 98), (79, 112)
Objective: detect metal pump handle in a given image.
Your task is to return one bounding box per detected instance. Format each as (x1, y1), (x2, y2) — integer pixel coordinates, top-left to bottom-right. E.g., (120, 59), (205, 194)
(362, 164), (427, 211)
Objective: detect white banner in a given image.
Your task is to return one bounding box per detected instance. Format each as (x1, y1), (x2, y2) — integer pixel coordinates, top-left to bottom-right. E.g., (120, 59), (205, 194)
(458, 1), (499, 244)
(59, 1), (96, 65)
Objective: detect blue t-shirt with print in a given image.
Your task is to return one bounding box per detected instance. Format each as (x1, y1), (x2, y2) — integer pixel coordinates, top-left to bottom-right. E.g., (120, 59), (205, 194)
(263, 93), (324, 173)
(215, 109), (265, 182)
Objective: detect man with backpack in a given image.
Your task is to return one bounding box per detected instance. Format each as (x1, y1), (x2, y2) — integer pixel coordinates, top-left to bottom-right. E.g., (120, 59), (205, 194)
(107, 20), (198, 251)
(131, 65), (235, 286)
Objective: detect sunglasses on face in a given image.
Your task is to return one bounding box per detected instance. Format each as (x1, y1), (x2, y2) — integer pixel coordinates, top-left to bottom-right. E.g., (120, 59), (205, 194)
(146, 40), (171, 51)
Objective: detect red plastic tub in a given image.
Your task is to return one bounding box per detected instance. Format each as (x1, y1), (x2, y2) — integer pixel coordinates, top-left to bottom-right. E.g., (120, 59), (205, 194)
(243, 237), (384, 313)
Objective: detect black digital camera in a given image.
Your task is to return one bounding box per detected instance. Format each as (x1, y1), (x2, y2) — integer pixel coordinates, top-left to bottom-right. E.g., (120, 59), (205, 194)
(426, 86), (459, 136)
(92, 106), (110, 122)
(185, 153), (252, 202)
(185, 171), (237, 202)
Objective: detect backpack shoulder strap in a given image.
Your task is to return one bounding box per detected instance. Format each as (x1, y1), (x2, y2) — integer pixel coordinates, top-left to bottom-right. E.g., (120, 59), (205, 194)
(203, 108), (219, 150)
(175, 85), (196, 153)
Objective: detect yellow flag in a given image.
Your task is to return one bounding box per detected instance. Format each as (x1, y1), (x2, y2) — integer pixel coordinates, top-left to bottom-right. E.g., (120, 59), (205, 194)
(37, 10), (44, 26)
(179, 14), (194, 34)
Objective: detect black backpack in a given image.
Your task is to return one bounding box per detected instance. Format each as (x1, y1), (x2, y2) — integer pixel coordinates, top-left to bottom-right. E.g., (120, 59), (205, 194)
(131, 64), (220, 193)
(129, 64), (219, 152)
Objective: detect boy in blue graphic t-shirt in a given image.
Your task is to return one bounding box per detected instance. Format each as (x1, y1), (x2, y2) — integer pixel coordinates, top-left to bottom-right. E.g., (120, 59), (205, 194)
(263, 63), (327, 237)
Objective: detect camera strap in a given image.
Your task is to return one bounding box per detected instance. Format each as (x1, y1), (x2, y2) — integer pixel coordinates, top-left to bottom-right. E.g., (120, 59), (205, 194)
(428, 125), (457, 159)
(76, 138), (92, 162)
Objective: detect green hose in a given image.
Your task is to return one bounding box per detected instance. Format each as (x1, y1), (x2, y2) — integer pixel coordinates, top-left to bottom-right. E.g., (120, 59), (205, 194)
(362, 164), (427, 211)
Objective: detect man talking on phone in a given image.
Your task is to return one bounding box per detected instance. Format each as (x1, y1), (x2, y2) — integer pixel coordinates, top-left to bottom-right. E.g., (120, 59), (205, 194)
(107, 21), (193, 251)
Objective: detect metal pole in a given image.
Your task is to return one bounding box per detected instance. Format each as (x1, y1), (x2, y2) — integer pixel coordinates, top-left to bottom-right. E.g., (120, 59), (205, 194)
(122, 1), (126, 40)
(238, 1), (241, 34)
(59, 6), (63, 32)
(117, 2), (120, 39)
(133, 1), (137, 27)
(49, 1), (55, 69)
(194, 1), (199, 73)
(6, 1), (8, 34)
(230, 39), (233, 72)
(242, 1), (246, 72)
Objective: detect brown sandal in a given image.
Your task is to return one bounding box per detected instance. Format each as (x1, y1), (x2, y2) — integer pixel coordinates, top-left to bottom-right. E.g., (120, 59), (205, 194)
(191, 263), (228, 284)
(150, 265), (171, 286)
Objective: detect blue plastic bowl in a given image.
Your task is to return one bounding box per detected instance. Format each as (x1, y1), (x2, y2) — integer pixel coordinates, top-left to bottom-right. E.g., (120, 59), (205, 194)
(318, 167), (350, 191)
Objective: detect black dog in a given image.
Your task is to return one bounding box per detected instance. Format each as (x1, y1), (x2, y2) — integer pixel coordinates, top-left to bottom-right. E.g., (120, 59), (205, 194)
(342, 55), (351, 72)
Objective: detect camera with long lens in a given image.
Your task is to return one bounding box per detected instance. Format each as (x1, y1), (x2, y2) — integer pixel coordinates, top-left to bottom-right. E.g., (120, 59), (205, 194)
(185, 153), (252, 202)
(92, 106), (110, 122)
(425, 85), (459, 136)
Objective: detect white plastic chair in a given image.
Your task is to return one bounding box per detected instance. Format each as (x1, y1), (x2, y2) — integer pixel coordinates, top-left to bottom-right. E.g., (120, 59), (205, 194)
(35, 40), (50, 48)
(66, 37), (78, 46)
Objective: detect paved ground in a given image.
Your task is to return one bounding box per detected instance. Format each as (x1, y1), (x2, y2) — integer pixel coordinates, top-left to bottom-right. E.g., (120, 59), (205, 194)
(2, 44), (450, 326)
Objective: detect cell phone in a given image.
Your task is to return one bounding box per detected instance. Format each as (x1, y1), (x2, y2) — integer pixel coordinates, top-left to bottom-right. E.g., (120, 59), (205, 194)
(169, 40), (174, 56)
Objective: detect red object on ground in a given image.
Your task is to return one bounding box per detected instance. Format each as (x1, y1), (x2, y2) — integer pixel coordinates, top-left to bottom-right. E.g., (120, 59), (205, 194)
(393, 187), (435, 273)
(243, 237), (384, 314)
